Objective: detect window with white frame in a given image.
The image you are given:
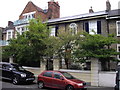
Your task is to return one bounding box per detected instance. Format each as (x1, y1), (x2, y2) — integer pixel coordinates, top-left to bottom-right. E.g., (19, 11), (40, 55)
(116, 21), (120, 36)
(6, 30), (14, 40)
(23, 11), (36, 20)
(49, 26), (58, 36)
(50, 26), (56, 36)
(16, 25), (28, 35)
(84, 20), (101, 34)
(69, 23), (78, 35)
(89, 20), (97, 34)
(117, 44), (120, 60)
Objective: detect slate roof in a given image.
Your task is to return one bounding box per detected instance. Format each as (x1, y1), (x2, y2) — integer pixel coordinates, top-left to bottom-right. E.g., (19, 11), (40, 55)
(47, 11), (108, 24)
(108, 9), (120, 16)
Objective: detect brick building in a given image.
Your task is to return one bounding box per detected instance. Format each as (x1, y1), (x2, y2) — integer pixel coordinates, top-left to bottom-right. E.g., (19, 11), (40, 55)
(2, 0), (60, 42)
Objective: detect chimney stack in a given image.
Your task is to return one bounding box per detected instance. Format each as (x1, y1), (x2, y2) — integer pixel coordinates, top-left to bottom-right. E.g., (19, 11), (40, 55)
(89, 6), (94, 13)
(48, 0), (60, 19)
(106, 0), (111, 12)
(8, 21), (13, 26)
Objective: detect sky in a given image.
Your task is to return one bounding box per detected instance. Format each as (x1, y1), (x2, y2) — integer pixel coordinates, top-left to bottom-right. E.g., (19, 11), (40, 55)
(0, 0), (120, 27)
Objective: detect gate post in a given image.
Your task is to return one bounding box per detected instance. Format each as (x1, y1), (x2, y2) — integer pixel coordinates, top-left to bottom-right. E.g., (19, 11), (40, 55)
(91, 58), (99, 86)
(53, 57), (60, 70)
(40, 58), (46, 73)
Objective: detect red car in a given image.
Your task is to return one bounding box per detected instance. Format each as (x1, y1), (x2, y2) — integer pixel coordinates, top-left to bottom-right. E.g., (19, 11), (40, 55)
(37, 70), (87, 90)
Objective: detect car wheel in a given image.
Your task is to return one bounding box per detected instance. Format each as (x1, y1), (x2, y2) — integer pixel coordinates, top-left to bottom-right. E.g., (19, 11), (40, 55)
(66, 85), (74, 90)
(38, 81), (44, 89)
(12, 77), (19, 85)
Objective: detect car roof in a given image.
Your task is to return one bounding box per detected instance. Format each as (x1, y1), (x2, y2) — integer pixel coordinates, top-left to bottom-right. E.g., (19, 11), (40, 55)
(0, 62), (19, 66)
(43, 70), (66, 73)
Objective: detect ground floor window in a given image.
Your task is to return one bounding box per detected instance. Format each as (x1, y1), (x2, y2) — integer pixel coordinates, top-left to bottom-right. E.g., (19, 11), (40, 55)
(116, 21), (120, 36)
(117, 44), (120, 60)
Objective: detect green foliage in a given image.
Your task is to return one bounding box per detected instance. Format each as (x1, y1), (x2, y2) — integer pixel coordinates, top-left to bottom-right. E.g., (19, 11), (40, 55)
(44, 36), (62, 58)
(2, 19), (49, 66)
(73, 32), (120, 61)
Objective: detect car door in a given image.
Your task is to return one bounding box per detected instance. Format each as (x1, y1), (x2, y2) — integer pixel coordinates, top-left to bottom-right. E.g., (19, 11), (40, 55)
(2, 64), (13, 80)
(52, 72), (65, 89)
(42, 71), (53, 87)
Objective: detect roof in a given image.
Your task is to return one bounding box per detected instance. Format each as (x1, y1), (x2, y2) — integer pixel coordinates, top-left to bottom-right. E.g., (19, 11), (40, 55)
(47, 11), (108, 24)
(30, 1), (43, 12)
(0, 62), (19, 66)
(20, 1), (45, 17)
(108, 9), (120, 16)
(14, 19), (29, 26)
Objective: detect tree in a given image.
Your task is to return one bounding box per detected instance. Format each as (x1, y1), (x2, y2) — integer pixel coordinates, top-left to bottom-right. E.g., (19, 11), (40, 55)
(3, 19), (49, 66)
(57, 31), (77, 69)
(73, 32), (120, 70)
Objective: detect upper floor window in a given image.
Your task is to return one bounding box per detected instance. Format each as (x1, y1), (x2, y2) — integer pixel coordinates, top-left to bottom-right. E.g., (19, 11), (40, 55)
(116, 21), (120, 36)
(69, 23), (78, 35)
(49, 25), (58, 37)
(6, 30), (14, 40)
(23, 11), (36, 20)
(16, 24), (28, 35)
(50, 26), (56, 36)
(117, 44), (120, 60)
(84, 20), (101, 34)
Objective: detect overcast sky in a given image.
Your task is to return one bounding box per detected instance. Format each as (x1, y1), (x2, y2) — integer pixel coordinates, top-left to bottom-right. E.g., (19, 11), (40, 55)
(0, 0), (120, 27)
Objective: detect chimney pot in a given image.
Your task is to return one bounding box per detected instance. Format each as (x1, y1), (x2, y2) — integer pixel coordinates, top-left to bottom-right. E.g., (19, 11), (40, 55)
(106, 0), (111, 12)
(89, 6), (94, 13)
(8, 21), (13, 26)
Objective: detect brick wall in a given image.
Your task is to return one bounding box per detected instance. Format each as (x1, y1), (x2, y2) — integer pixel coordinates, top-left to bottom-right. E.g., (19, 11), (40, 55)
(19, 1), (60, 21)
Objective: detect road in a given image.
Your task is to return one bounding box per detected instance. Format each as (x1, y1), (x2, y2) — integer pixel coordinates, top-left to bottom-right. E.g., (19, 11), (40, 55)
(1, 79), (114, 90)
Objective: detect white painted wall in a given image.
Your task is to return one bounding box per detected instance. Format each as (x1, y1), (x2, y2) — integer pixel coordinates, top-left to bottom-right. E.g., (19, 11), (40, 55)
(99, 72), (116, 87)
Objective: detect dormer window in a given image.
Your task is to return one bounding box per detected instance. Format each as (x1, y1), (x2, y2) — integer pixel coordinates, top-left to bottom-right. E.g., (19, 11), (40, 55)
(23, 11), (36, 20)
(32, 14), (35, 18)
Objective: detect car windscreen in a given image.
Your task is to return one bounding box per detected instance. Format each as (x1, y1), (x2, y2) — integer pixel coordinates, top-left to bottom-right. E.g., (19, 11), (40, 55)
(61, 72), (76, 79)
(12, 64), (25, 71)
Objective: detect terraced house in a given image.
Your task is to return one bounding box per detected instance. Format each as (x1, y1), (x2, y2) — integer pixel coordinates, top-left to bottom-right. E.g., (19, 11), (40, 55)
(1, 0), (120, 87)
(45, 0), (120, 87)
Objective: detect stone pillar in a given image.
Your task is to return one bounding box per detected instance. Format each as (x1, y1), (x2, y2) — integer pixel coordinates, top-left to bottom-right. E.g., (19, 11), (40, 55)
(9, 57), (13, 63)
(40, 59), (46, 73)
(53, 58), (60, 70)
(91, 58), (99, 86)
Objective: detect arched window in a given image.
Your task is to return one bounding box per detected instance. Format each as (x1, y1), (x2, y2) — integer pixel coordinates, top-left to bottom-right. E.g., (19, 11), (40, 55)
(69, 23), (78, 35)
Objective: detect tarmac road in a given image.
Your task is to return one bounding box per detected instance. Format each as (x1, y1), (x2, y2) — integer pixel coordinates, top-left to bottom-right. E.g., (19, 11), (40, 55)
(1, 79), (114, 90)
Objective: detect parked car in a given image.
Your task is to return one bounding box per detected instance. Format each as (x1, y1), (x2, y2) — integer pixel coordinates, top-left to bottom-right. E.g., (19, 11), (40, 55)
(37, 70), (87, 90)
(0, 62), (35, 85)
